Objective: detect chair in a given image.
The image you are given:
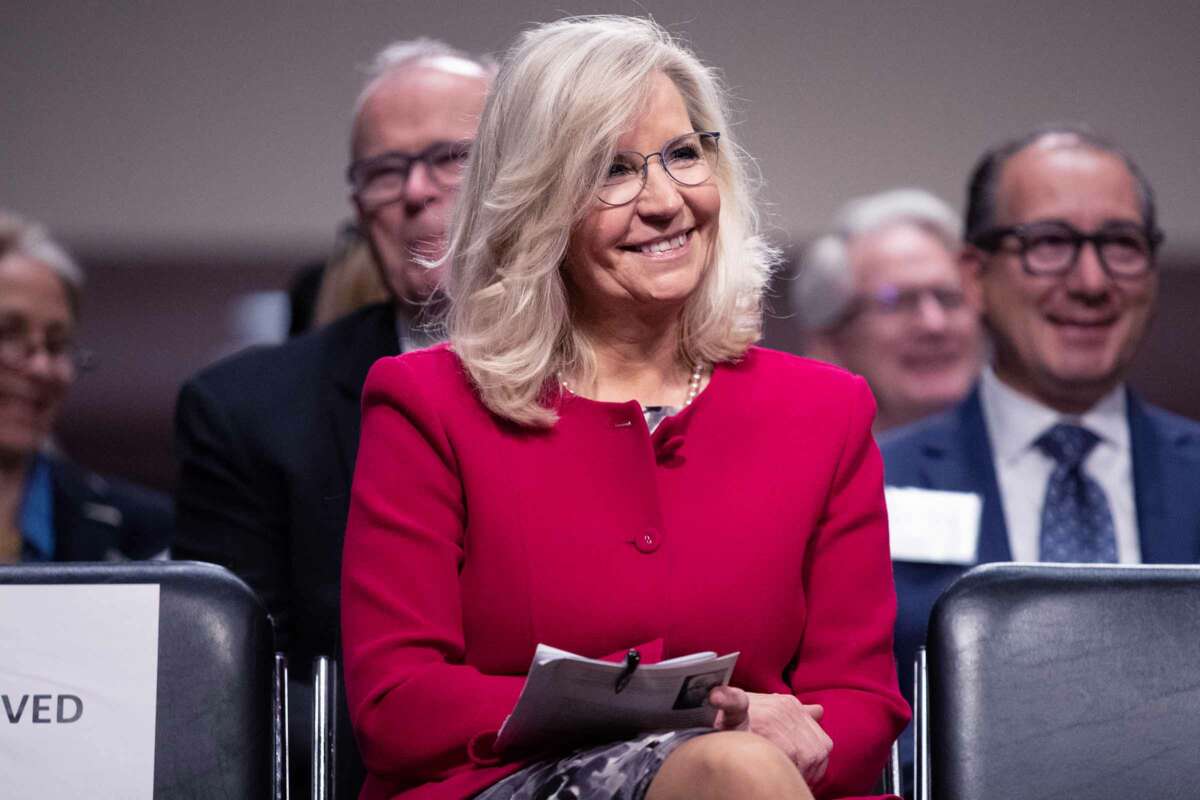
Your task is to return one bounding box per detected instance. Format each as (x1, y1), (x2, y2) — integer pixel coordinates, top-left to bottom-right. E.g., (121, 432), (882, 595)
(920, 563), (1200, 800)
(0, 561), (286, 799)
(312, 653), (902, 799)
(312, 655), (338, 800)
(913, 646), (929, 800)
(873, 738), (902, 796)
(311, 653), (372, 800)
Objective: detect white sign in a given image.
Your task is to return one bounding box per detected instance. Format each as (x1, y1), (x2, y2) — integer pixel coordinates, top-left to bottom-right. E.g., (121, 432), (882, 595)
(885, 486), (981, 564)
(0, 584), (160, 799)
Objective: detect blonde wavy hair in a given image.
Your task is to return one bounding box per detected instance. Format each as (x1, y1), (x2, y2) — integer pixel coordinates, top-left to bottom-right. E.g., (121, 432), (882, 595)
(444, 16), (778, 427)
(313, 227), (388, 327)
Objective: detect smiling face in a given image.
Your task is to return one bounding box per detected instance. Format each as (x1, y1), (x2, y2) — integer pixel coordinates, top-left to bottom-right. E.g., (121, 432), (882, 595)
(829, 222), (982, 429)
(964, 141), (1157, 412)
(564, 72), (720, 326)
(0, 255), (76, 463)
(352, 61), (489, 304)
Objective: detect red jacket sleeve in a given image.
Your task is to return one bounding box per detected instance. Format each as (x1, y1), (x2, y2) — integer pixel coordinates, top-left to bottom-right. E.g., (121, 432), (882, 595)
(790, 375), (911, 798)
(341, 356), (523, 782)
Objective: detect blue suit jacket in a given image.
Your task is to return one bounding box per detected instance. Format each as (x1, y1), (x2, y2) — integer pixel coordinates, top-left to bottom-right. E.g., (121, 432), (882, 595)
(880, 385), (1200, 786)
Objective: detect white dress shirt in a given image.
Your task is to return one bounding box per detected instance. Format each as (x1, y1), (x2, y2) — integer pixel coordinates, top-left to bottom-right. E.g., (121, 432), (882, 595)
(395, 306), (441, 354)
(978, 367), (1140, 563)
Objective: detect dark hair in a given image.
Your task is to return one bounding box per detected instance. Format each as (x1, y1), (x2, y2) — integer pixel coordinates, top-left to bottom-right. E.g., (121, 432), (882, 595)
(963, 123), (1158, 243)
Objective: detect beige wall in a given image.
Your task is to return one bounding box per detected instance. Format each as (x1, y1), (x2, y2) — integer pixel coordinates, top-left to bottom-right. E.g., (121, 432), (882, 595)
(7, 0), (1200, 256)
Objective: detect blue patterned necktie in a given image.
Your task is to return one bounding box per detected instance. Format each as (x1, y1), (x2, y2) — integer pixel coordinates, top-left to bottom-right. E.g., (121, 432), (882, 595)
(1036, 423), (1118, 563)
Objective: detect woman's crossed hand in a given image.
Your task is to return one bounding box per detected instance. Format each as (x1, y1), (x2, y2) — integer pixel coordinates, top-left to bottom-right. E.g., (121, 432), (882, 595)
(708, 686), (833, 786)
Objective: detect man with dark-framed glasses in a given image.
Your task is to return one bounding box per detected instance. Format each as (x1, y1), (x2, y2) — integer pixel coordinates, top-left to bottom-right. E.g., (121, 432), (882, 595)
(172, 39), (492, 799)
(880, 125), (1200, 793)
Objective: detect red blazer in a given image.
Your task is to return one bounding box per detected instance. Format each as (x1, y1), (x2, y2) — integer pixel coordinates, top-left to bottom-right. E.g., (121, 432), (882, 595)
(342, 345), (910, 800)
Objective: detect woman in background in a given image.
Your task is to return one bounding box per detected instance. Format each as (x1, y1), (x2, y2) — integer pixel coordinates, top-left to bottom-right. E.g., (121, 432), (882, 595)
(312, 223), (390, 329)
(0, 211), (171, 563)
(342, 16), (907, 800)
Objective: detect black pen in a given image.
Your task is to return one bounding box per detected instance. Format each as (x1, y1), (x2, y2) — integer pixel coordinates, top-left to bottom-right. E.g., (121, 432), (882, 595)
(614, 648), (640, 694)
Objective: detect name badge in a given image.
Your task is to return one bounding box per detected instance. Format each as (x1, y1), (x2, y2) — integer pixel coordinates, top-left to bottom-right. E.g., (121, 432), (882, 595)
(885, 486), (980, 565)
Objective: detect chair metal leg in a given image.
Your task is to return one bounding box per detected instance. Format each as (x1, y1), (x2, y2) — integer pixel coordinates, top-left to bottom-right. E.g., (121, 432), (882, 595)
(878, 735), (902, 795)
(313, 655), (338, 800)
(888, 737), (902, 795)
(914, 646), (930, 800)
(273, 653), (290, 800)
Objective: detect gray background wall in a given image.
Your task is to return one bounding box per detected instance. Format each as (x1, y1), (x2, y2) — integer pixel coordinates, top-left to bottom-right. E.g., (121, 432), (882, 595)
(8, 0), (1200, 252)
(4, 0), (1199, 489)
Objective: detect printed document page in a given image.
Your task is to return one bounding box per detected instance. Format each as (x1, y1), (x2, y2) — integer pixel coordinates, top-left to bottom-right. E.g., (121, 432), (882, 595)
(495, 644), (738, 753)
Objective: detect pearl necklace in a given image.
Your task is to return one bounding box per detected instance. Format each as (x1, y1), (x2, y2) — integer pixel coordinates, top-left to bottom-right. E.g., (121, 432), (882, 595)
(680, 361), (705, 407)
(559, 362), (706, 408)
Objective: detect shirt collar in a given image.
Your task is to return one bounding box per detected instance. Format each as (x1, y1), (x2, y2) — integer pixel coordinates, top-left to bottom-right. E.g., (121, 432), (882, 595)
(979, 366), (1129, 466)
(394, 304), (440, 353)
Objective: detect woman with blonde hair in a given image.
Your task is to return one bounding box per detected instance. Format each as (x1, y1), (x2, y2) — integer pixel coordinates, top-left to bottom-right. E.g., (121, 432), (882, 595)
(311, 225), (389, 328)
(342, 16), (908, 800)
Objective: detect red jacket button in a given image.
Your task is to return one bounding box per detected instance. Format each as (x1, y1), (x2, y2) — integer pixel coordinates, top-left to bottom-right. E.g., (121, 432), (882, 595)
(634, 528), (661, 553)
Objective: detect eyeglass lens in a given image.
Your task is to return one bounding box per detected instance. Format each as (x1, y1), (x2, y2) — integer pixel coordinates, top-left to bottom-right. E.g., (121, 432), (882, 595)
(0, 317), (77, 370)
(866, 286), (966, 316)
(1018, 222), (1153, 277)
(349, 141), (471, 211)
(598, 132), (719, 206)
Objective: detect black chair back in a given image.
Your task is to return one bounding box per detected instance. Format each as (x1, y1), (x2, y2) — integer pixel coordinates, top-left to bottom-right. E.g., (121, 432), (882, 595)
(927, 563), (1200, 800)
(0, 561), (281, 798)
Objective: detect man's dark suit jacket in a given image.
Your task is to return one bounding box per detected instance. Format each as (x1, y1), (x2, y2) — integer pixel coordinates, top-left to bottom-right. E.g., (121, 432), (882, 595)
(173, 301), (398, 799)
(880, 384), (1200, 787)
(43, 454), (173, 561)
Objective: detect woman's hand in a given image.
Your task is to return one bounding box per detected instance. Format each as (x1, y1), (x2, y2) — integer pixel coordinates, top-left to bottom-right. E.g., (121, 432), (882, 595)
(708, 686), (832, 786)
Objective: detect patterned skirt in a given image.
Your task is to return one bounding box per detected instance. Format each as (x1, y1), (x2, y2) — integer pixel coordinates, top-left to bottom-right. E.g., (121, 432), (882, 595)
(475, 728), (714, 800)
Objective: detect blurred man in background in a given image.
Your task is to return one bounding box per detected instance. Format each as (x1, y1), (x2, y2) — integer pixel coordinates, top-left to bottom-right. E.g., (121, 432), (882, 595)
(795, 188), (983, 433)
(883, 125), (1200, 793)
(173, 39), (492, 798)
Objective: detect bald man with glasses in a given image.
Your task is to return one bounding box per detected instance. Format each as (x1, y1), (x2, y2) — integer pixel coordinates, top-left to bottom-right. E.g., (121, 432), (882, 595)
(881, 124), (1200, 792)
(173, 39), (492, 799)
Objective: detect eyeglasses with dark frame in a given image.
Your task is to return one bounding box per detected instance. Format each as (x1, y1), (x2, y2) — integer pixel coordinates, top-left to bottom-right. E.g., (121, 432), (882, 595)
(969, 220), (1164, 279)
(598, 131), (721, 207)
(346, 140), (473, 212)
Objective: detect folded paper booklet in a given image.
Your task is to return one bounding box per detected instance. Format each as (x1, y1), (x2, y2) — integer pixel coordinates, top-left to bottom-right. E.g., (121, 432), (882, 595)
(494, 644), (739, 753)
